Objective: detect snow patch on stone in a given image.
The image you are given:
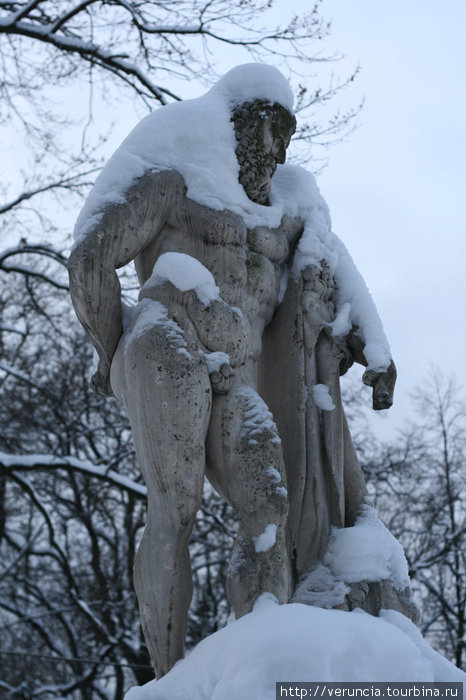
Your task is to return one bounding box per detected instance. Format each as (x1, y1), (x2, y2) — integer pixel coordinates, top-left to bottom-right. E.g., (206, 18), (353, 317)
(200, 350), (230, 375)
(238, 386), (281, 446)
(325, 505), (411, 591)
(128, 299), (190, 356)
(266, 466), (282, 483)
(143, 252), (220, 306)
(312, 383), (335, 411)
(253, 524), (277, 553)
(293, 564), (350, 608)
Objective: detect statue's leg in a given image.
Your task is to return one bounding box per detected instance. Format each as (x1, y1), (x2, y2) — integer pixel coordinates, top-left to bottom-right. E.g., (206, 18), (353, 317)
(206, 382), (290, 618)
(111, 300), (211, 677)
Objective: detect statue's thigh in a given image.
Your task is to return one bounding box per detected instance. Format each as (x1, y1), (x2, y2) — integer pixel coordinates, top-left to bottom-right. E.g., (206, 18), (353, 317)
(111, 300), (212, 506)
(206, 384), (288, 523)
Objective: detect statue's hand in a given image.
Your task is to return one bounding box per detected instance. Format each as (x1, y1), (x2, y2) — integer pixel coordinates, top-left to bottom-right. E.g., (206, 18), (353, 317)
(209, 361), (233, 395)
(91, 358), (114, 397)
(362, 359), (396, 410)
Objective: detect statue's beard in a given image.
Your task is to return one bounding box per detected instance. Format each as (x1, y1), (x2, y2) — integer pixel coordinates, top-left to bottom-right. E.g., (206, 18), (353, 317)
(237, 150), (277, 205)
(235, 130), (277, 205)
(232, 99), (296, 206)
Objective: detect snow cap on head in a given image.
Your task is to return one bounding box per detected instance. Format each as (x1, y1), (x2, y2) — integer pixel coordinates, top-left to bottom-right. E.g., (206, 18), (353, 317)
(208, 63), (294, 112)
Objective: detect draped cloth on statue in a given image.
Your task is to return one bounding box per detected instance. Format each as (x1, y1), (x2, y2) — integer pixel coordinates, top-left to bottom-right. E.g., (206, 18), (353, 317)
(258, 263), (368, 586)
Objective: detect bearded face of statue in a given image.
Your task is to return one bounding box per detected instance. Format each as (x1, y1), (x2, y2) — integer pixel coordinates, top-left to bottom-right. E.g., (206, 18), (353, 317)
(231, 100), (296, 206)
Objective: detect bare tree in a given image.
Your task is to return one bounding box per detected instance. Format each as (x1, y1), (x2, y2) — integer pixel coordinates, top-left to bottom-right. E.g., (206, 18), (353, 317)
(0, 0), (335, 104)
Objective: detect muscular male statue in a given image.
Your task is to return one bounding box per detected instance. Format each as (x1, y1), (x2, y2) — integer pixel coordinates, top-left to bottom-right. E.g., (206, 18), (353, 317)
(68, 65), (399, 677)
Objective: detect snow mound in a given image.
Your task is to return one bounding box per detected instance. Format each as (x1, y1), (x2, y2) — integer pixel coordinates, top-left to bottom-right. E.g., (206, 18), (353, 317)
(292, 506), (410, 609)
(325, 505), (411, 591)
(125, 602), (465, 699)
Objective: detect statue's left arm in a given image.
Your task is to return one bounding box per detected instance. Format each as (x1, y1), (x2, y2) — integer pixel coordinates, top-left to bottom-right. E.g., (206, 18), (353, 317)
(332, 238), (397, 411)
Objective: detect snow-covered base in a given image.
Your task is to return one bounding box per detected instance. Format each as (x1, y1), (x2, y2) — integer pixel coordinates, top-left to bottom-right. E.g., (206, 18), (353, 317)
(125, 597), (465, 700)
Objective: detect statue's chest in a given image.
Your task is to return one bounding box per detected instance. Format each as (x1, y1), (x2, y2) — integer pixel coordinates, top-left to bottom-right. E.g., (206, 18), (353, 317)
(175, 198), (247, 248)
(246, 224), (292, 264)
(175, 199), (302, 265)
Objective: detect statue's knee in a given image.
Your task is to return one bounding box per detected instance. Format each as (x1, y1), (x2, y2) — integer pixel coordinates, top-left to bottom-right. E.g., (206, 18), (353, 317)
(149, 489), (202, 539)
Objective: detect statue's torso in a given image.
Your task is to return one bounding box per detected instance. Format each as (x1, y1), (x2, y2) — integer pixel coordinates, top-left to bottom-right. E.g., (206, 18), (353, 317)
(134, 186), (303, 358)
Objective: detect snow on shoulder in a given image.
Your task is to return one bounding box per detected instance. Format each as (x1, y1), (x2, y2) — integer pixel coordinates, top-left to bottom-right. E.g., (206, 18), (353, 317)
(73, 63), (296, 241)
(125, 599), (464, 699)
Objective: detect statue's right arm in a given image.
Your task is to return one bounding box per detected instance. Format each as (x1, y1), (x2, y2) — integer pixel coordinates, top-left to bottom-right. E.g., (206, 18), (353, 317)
(68, 170), (184, 395)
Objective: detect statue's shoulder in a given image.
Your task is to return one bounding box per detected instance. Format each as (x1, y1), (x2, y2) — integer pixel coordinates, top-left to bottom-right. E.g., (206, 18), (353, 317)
(74, 168), (189, 244)
(125, 168), (187, 201)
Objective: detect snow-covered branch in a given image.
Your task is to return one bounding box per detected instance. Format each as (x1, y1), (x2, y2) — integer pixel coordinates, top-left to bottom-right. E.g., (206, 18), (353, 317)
(0, 244), (69, 289)
(0, 1), (335, 105)
(0, 451), (147, 497)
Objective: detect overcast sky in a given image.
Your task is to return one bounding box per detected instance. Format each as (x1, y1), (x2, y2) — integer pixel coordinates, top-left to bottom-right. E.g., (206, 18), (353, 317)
(287, 0), (466, 435)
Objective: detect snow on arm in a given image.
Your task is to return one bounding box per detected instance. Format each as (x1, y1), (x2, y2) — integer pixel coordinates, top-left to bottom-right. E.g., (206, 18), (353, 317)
(285, 164), (392, 372)
(332, 237), (392, 371)
(142, 252), (221, 306)
(328, 301), (352, 337)
(199, 350), (230, 375)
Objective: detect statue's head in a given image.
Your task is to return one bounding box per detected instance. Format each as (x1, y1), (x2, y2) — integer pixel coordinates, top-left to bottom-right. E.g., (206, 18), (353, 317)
(231, 99), (296, 205)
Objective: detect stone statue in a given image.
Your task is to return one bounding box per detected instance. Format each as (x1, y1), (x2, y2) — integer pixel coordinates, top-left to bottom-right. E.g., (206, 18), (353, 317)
(68, 64), (413, 679)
